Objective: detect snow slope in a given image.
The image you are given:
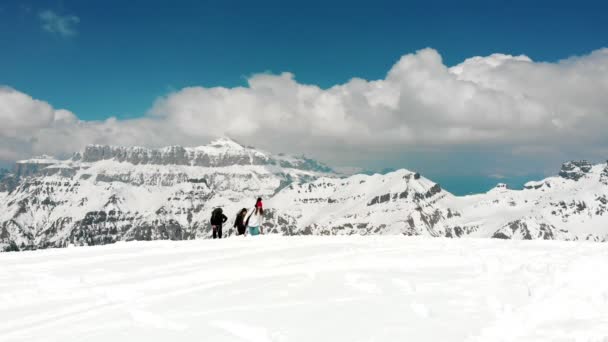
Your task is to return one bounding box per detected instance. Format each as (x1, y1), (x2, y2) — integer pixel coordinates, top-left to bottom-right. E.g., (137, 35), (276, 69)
(1, 236), (607, 341)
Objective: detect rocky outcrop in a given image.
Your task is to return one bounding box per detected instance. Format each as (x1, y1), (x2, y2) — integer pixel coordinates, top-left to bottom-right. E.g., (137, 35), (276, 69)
(524, 180), (551, 190)
(494, 183), (508, 190)
(491, 220), (562, 240)
(0, 170), (18, 192)
(13, 157), (59, 178)
(67, 211), (199, 247)
(444, 225), (478, 238)
(415, 184), (442, 201)
(601, 161), (608, 185)
(559, 160), (592, 181)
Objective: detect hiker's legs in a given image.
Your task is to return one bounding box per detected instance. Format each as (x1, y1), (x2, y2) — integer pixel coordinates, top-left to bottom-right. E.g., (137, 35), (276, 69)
(218, 225), (223, 239)
(212, 226), (217, 239)
(249, 226), (260, 236)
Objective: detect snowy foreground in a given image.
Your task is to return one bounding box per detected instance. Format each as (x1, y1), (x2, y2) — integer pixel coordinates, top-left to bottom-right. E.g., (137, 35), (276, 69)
(1, 236), (608, 342)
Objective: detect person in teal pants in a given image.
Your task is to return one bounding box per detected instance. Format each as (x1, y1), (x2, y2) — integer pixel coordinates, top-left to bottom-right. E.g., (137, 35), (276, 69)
(246, 198), (264, 236)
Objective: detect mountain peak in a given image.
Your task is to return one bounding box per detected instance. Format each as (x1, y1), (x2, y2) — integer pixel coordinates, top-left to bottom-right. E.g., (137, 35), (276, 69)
(208, 137), (245, 150)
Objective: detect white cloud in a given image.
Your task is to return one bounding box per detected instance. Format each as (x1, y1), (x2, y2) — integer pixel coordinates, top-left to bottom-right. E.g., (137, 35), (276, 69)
(0, 87), (55, 135)
(0, 87), (80, 160)
(39, 10), (80, 37)
(148, 48), (608, 161)
(2, 48), (608, 174)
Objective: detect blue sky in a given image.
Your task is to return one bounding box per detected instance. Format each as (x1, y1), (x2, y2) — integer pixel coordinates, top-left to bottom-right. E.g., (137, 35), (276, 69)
(2, 0), (607, 120)
(1, 0), (608, 194)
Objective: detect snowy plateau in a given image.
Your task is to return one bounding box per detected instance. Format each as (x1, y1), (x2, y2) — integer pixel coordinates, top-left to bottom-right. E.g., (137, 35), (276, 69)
(1, 236), (607, 341)
(1, 138), (608, 251)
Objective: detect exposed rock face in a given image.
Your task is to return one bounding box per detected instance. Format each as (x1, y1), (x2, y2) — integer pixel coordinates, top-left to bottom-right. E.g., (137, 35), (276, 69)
(601, 162), (608, 186)
(524, 180), (551, 190)
(444, 225), (478, 238)
(0, 169), (15, 192)
(13, 156), (60, 178)
(559, 160), (593, 181)
(80, 139), (332, 172)
(0, 176), (17, 193)
(494, 183), (508, 190)
(491, 220), (559, 240)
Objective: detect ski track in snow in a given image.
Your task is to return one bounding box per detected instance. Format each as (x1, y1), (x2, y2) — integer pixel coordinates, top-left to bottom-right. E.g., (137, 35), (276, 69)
(1, 236), (607, 342)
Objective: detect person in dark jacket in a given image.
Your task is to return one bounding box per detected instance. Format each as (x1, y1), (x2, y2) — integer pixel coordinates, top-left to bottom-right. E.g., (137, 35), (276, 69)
(233, 208), (248, 236)
(210, 208), (228, 239)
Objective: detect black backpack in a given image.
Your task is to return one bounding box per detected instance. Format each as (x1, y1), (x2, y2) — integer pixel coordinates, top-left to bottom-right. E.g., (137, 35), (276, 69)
(210, 208), (223, 225)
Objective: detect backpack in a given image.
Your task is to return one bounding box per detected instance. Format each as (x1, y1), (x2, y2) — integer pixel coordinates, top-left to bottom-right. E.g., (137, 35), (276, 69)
(235, 209), (246, 228)
(211, 208), (223, 225)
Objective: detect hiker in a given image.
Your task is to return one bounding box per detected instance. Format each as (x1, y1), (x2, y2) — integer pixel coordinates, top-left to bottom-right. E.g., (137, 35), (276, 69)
(245, 198), (264, 236)
(233, 208), (248, 236)
(210, 208), (228, 239)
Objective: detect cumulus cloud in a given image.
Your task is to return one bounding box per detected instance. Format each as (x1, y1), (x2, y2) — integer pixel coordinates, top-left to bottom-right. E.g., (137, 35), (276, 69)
(39, 10), (80, 37)
(148, 48), (608, 165)
(0, 87), (56, 135)
(2, 48), (608, 174)
(0, 87), (78, 159)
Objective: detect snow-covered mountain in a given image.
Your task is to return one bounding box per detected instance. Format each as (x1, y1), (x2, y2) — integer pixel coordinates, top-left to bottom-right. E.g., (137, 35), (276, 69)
(444, 160), (608, 242)
(0, 138), (334, 251)
(1, 139), (607, 251)
(265, 160), (608, 242)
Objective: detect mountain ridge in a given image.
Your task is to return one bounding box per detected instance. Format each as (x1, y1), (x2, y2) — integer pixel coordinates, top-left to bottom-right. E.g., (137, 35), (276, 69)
(1, 139), (607, 251)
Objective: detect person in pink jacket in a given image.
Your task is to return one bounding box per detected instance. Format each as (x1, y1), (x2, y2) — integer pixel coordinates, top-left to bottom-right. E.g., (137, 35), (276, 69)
(246, 198), (264, 236)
